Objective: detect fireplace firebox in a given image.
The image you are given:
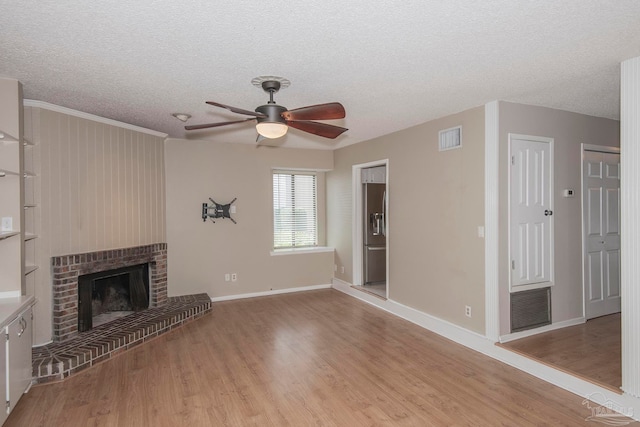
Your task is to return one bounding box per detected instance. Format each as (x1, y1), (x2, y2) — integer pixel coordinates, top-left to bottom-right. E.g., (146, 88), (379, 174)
(78, 263), (149, 332)
(51, 243), (168, 342)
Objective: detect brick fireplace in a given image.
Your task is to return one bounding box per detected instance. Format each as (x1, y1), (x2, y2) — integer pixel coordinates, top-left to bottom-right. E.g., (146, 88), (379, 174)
(51, 243), (168, 342)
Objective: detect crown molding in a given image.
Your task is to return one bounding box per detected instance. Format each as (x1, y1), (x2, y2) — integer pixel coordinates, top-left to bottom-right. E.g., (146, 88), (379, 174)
(23, 100), (167, 138)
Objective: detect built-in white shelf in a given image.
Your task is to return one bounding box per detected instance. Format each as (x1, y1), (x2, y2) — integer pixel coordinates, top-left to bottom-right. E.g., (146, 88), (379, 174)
(0, 231), (20, 241)
(0, 169), (20, 177)
(0, 131), (19, 144)
(24, 265), (38, 275)
(1, 80), (29, 298)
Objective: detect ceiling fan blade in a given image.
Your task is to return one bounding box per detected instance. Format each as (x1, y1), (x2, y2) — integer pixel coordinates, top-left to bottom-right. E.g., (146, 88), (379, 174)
(286, 120), (348, 139)
(206, 101), (267, 118)
(185, 117), (256, 130)
(282, 102), (346, 121)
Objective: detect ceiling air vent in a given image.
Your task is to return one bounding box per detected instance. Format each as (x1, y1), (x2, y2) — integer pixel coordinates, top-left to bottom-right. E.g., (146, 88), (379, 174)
(439, 126), (462, 151)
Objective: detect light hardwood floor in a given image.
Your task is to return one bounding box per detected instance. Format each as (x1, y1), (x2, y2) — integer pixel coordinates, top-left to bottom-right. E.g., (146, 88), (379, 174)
(501, 313), (621, 392)
(8, 290), (600, 426)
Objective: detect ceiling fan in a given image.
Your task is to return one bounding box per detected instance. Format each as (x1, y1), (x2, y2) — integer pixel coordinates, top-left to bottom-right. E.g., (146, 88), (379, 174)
(185, 77), (347, 140)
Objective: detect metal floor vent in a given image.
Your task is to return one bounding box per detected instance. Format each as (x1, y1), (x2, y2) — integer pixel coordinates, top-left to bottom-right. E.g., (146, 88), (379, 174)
(510, 287), (551, 332)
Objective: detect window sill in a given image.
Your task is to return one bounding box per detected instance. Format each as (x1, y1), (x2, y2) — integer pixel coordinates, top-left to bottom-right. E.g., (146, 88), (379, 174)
(270, 246), (334, 256)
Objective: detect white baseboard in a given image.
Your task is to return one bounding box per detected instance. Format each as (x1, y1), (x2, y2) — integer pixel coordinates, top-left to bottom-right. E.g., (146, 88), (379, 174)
(499, 317), (586, 343)
(210, 284), (332, 302)
(332, 278), (488, 346)
(331, 278), (640, 421)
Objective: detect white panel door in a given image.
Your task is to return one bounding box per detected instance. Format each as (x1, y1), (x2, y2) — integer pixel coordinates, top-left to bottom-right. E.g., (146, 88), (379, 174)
(510, 137), (553, 288)
(583, 150), (621, 319)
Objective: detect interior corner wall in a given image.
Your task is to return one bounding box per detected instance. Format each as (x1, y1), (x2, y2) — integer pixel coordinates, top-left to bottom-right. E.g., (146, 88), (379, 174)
(164, 139), (334, 298)
(497, 102), (620, 335)
(24, 106), (167, 345)
(327, 106), (486, 334)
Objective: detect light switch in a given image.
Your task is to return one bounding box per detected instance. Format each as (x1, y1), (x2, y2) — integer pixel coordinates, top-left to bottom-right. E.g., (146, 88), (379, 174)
(477, 226), (485, 238)
(1, 217), (12, 232)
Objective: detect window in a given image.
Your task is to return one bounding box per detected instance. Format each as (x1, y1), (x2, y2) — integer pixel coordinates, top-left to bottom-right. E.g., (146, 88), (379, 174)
(273, 171), (317, 249)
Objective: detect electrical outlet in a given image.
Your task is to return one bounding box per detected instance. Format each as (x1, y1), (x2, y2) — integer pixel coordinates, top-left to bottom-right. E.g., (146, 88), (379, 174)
(231, 273), (237, 282)
(225, 273), (230, 282)
(465, 305), (472, 318)
(340, 266), (345, 274)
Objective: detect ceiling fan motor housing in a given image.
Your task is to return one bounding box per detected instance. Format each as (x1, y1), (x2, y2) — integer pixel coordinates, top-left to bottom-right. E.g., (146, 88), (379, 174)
(255, 104), (287, 125)
(261, 80), (281, 93)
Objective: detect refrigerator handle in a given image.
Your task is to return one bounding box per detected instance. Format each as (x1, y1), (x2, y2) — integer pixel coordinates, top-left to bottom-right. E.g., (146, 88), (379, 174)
(371, 213), (381, 235)
(382, 190), (386, 237)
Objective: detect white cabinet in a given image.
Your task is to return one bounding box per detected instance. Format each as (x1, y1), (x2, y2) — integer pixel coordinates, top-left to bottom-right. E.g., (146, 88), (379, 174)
(0, 298), (34, 425)
(0, 77), (35, 425)
(361, 166), (386, 183)
(0, 343), (5, 426)
(6, 307), (32, 414)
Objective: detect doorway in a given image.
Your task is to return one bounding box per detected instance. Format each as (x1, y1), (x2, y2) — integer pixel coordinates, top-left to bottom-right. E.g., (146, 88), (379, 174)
(501, 143), (623, 391)
(352, 160), (389, 299)
(582, 145), (621, 320)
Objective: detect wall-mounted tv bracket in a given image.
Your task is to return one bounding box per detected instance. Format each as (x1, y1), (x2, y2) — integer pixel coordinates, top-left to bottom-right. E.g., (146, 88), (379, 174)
(202, 197), (237, 224)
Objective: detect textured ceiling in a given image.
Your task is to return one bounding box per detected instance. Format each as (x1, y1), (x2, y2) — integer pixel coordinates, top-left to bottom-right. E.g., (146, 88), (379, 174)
(2, 1), (640, 149)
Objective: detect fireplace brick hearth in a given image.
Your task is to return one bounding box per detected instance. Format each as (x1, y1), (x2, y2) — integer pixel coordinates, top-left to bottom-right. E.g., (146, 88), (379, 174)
(51, 243), (168, 342)
(33, 294), (212, 384)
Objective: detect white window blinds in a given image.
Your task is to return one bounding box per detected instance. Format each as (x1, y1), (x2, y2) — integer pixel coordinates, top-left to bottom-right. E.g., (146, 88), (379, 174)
(273, 172), (317, 248)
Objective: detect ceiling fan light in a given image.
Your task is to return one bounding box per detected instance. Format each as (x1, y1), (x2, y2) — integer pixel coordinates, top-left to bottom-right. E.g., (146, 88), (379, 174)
(256, 122), (288, 139)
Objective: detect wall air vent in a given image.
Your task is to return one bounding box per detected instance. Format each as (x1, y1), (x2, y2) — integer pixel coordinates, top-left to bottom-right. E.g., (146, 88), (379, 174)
(439, 126), (462, 151)
(510, 287), (551, 332)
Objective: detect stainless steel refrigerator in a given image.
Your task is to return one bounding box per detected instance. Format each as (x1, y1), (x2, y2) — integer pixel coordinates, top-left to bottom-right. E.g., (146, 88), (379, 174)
(363, 183), (386, 285)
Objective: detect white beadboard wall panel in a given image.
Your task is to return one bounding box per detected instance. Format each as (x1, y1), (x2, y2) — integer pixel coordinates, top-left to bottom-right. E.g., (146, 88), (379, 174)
(24, 105), (166, 344)
(621, 56), (640, 398)
(38, 109), (166, 253)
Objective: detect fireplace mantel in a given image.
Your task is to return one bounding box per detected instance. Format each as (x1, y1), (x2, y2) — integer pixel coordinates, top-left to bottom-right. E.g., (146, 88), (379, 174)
(51, 243), (168, 342)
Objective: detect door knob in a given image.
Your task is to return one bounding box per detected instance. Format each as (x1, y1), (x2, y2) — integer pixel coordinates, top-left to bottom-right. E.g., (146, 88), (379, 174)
(544, 209), (553, 216)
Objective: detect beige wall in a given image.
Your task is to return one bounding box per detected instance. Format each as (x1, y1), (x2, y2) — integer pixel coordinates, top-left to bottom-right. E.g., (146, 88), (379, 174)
(328, 107), (486, 333)
(497, 102), (620, 334)
(24, 106), (167, 344)
(164, 139), (334, 298)
(21, 99), (619, 344)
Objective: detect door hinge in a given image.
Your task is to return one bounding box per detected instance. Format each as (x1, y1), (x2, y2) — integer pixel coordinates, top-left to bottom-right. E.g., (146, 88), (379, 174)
(511, 260), (515, 270)
(511, 155), (515, 165)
